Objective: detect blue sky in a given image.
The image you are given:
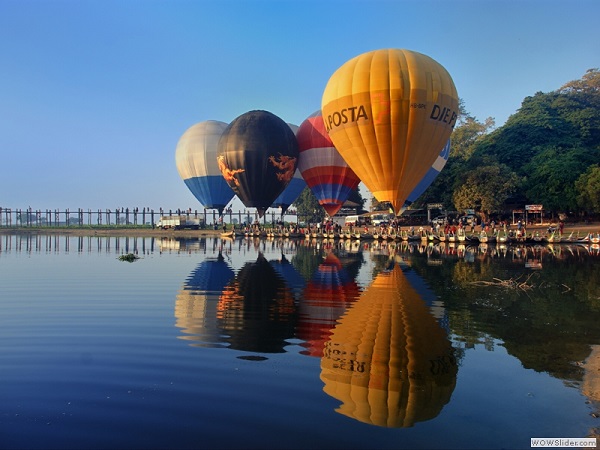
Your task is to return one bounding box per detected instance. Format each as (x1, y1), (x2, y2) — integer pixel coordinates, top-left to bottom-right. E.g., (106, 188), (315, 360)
(1, 0), (598, 212)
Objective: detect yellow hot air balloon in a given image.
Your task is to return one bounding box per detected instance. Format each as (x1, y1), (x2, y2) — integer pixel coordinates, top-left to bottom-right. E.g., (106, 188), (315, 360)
(320, 264), (457, 428)
(321, 49), (458, 213)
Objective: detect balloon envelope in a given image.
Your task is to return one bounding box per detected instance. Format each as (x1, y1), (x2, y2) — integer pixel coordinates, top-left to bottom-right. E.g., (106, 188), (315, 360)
(175, 121), (235, 214)
(217, 110), (299, 217)
(405, 139), (451, 204)
(271, 124), (307, 214)
(217, 254), (296, 353)
(174, 255), (236, 347)
(297, 110), (361, 217)
(320, 263), (457, 427)
(321, 49), (458, 213)
(297, 253), (361, 357)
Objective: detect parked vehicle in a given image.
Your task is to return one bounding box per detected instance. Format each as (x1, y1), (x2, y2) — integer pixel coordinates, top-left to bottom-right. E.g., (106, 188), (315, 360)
(431, 215), (447, 226)
(344, 215), (368, 227)
(371, 213), (393, 226)
(156, 215), (204, 230)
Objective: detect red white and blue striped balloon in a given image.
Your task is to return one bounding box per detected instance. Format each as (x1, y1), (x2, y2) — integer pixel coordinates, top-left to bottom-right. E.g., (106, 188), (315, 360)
(405, 139), (451, 204)
(297, 111), (361, 217)
(175, 120), (235, 215)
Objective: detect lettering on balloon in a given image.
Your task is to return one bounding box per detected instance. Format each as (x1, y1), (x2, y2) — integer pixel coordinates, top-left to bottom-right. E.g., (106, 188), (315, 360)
(324, 105), (369, 132)
(429, 104), (458, 128)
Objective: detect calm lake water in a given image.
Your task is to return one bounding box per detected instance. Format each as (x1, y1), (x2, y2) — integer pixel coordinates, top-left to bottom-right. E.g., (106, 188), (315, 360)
(1, 233), (599, 450)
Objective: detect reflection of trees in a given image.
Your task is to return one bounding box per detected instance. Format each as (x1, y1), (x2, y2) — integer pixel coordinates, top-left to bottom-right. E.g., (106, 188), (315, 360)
(290, 244), (323, 281)
(320, 264), (457, 428)
(370, 253), (395, 278)
(408, 254), (600, 381)
(291, 244), (365, 284)
(217, 253), (297, 353)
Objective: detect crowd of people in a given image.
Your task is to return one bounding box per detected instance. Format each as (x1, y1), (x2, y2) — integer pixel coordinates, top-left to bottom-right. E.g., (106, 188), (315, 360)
(226, 214), (574, 241)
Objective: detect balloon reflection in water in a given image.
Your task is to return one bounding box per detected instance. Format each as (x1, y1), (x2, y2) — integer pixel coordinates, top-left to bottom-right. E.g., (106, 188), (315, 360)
(174, 253), (236, 347)
(320, 263), (457, 427)
(297, 253), (361, 357)
(269, 253), (306, 302)
(218, 253), (297, 353)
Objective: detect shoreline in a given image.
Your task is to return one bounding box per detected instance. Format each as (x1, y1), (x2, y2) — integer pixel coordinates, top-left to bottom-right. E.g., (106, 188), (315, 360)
(1, 221), (598, 238)
(0, 227), (223, 238)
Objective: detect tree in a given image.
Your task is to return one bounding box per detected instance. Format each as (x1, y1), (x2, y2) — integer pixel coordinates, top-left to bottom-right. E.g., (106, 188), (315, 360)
(475, 92), (581, 173)
(557, 68), (600, 144)
(559, 68), (600, 95)
(575, 165), (600, 213)
(292, 186), (365, 222)
(452, 163), (520, 220)
(451, 113), (495, 161)
(467, 68), (600, 216)
(292, 187), (325, 223)
(346, 185), (366, 211)
(523, 146), (596, 212)
(371, 198), (392, 212)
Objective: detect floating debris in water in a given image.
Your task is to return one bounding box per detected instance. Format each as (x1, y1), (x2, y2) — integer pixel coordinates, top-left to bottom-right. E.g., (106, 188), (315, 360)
(118, 253), (140, 262)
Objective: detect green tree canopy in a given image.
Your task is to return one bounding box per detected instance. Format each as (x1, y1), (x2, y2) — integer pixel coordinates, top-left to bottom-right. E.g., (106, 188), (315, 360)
(292, 186), (365, 221)
(452, 163), (520, 219)
(293, 187), (325, 223)
(575, 164), (600, 213)
(463, 68), (600, 216)
(523, 146), (596, 211)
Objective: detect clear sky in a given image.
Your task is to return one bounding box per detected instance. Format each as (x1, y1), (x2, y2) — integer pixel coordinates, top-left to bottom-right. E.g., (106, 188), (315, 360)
(1, 0), (598, 212)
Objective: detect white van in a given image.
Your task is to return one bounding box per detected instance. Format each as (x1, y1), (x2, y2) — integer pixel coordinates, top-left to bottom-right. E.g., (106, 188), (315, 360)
(371, 213), (392, 226)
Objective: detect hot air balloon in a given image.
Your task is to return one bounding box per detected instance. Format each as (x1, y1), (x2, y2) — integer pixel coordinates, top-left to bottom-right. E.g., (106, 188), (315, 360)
(271, 124), (307, 215)
(405, 139), (451, 205)
(174, 254), (236, 348)
(321, 49), (458, 213)
(217, 254), (297, 353)
(320, 263), (457, 428)
(217, 110), (299, 217)
(297, 110), (362, 217)
(297, 253), (361, 357)
(175, 120), (235, 215)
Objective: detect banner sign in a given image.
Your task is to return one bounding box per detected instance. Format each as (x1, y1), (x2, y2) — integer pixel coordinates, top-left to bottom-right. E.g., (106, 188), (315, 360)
(526, 205), (543, 211)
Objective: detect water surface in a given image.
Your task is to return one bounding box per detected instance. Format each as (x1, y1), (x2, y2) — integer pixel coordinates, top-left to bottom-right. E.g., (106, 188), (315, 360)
(1, 234), (599, 449)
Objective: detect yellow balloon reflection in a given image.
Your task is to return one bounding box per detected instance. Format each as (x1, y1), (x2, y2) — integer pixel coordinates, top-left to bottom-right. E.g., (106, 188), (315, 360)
(320, 264), (457, 427)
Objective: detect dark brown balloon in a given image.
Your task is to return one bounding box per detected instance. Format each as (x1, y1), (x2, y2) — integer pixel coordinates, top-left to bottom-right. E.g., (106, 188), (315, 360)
(217, 110), (299, 217)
